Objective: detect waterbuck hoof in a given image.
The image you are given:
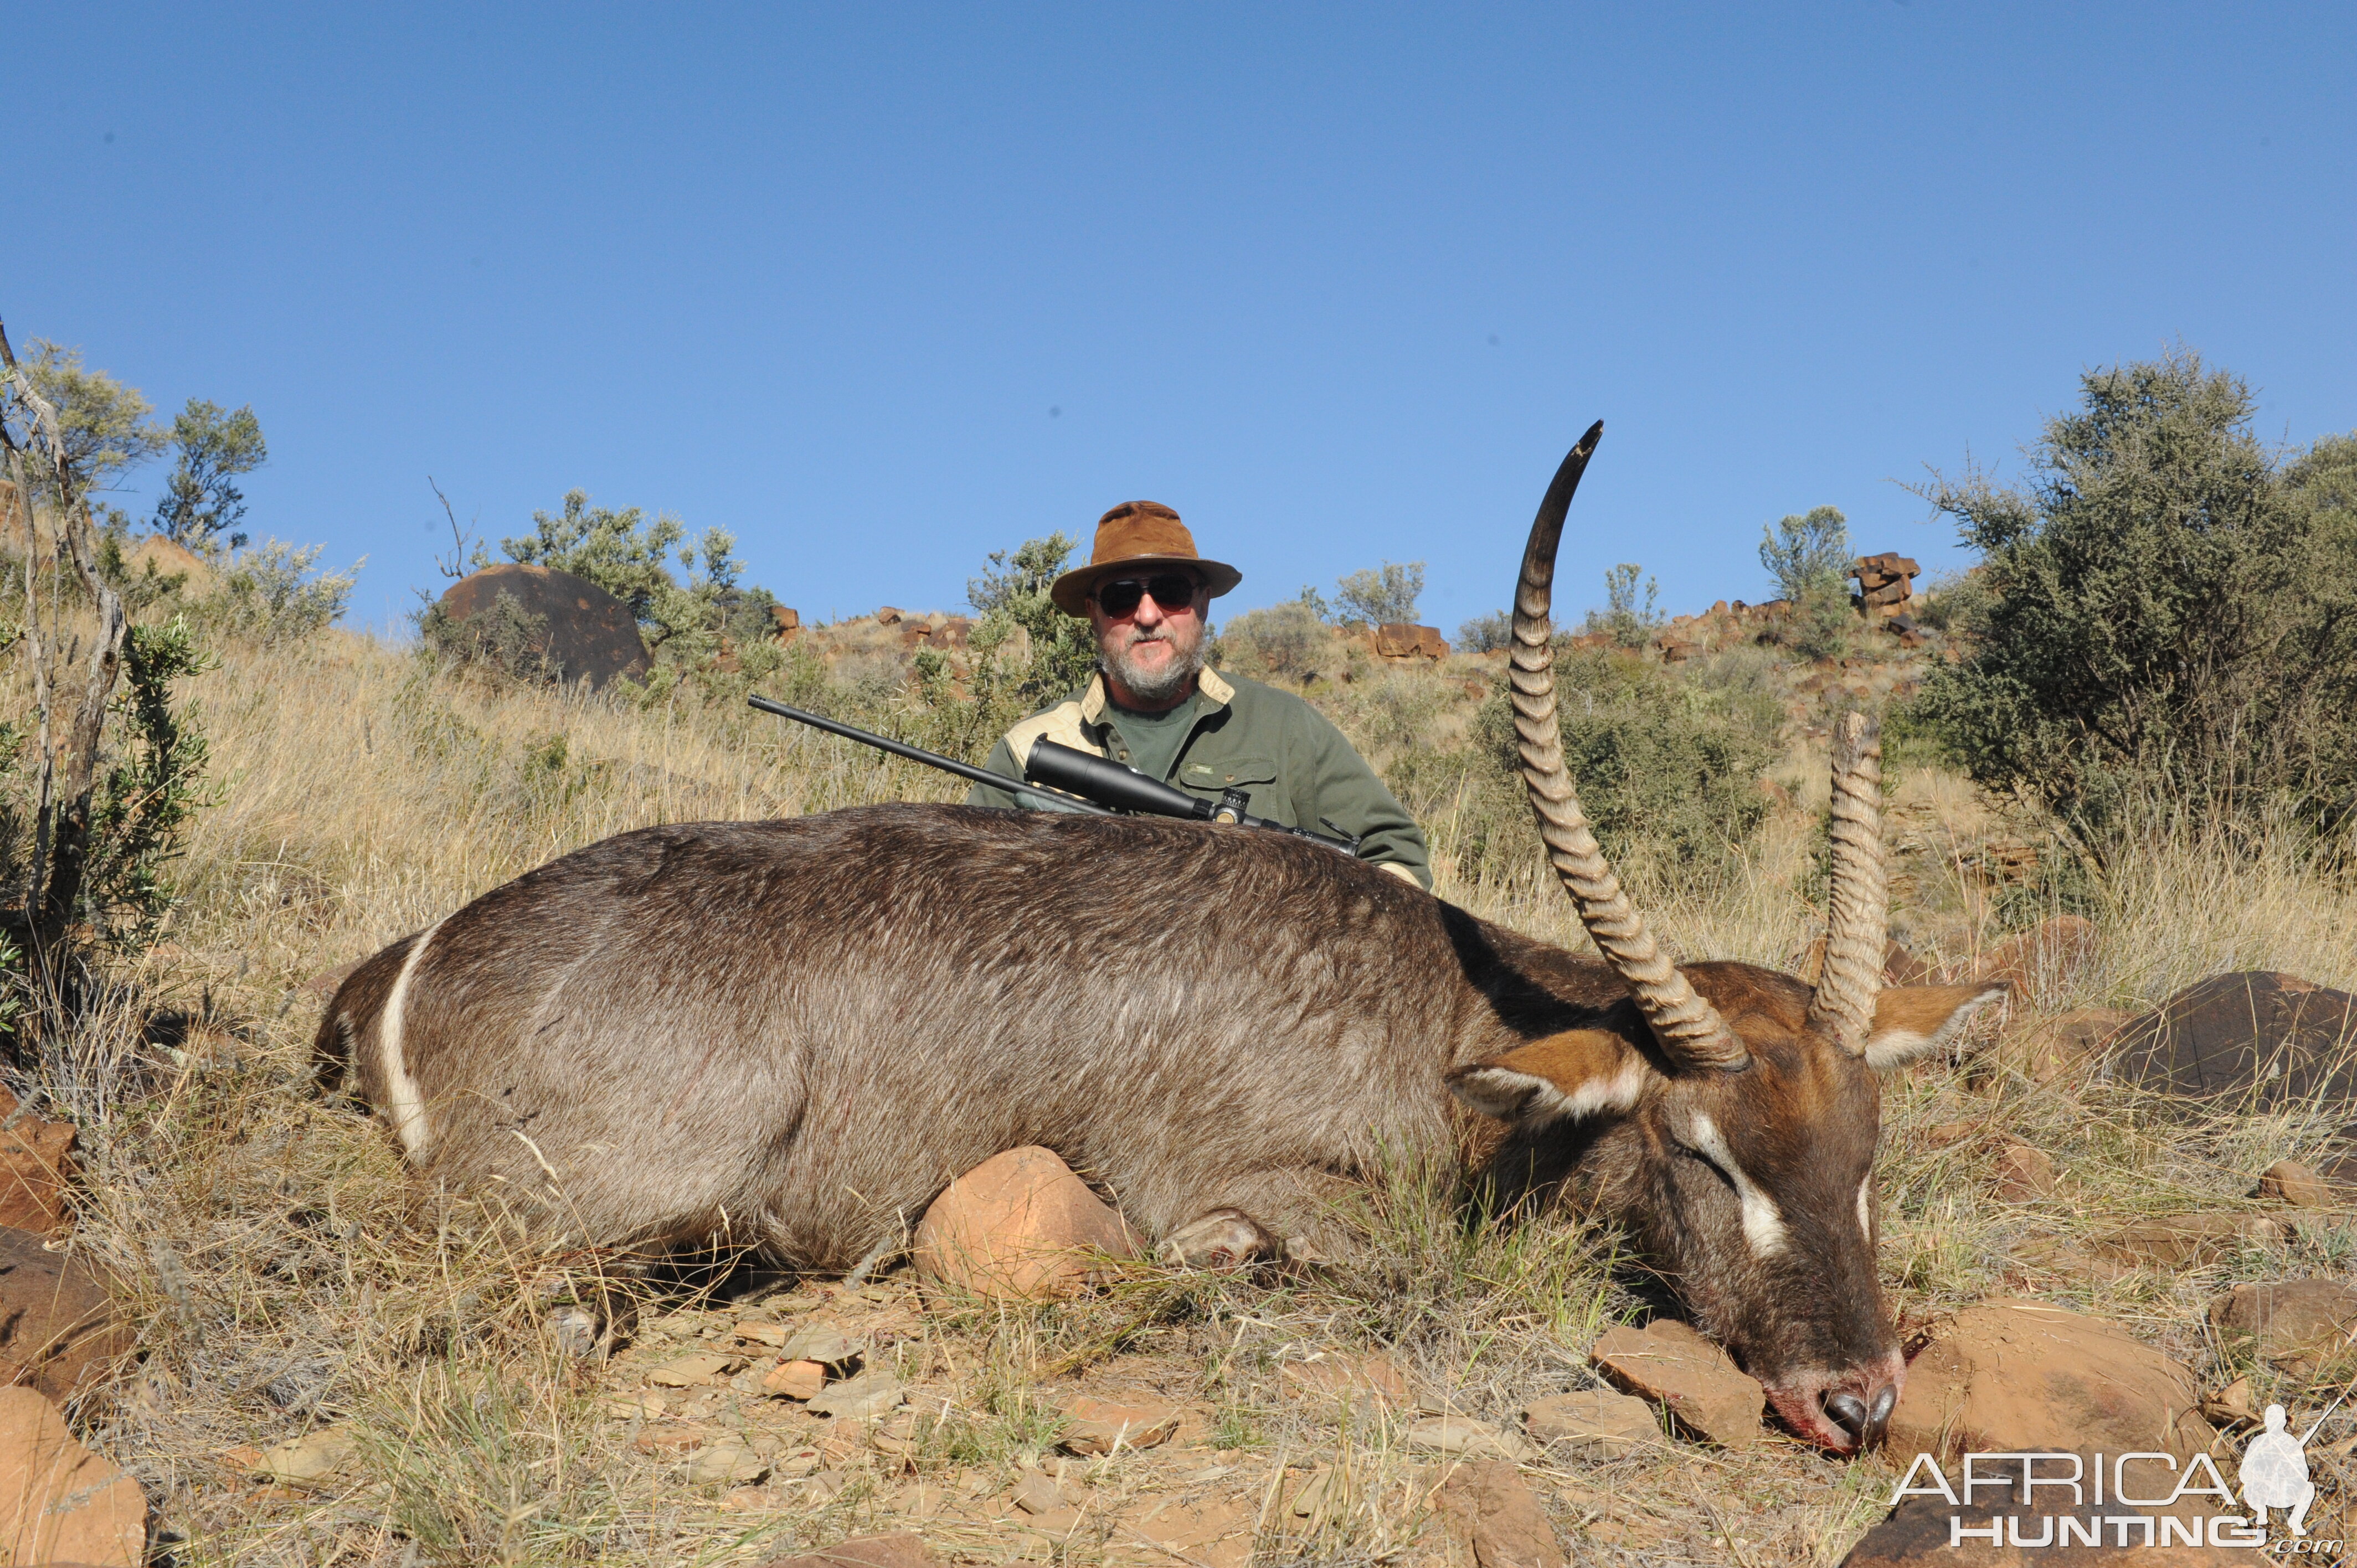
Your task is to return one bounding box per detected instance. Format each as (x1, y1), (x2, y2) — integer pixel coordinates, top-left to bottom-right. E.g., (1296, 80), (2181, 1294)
(1161, 1209), (1280, 1270)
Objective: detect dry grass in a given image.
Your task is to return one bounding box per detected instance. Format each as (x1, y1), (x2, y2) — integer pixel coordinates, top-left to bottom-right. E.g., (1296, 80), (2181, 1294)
(16, 625), (2357, 1564)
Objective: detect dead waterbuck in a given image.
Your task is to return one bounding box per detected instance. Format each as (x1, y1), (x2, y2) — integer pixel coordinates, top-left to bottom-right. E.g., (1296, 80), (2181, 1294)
(319, 424), (1998, 1451)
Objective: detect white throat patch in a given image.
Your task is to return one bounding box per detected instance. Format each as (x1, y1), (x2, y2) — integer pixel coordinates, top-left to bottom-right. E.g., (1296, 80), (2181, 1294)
(1689, 1112), (1789, 1257)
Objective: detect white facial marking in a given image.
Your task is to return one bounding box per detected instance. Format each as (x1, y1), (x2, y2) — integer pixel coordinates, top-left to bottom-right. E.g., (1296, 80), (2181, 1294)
(1689, 1112), (1788, 1257)
(379, 919), (443, 1159)
(1856, 1175), (1873, 1242)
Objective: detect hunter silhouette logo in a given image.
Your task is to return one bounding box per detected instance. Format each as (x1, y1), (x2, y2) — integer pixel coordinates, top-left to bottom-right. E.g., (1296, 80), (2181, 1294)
(1886, 1394), (2348, 1551)
(2240, 1402), (2320, 1538)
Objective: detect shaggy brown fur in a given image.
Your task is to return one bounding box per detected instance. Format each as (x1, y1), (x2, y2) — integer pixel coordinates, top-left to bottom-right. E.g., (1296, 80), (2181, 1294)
(317, 802), (1996, 1450)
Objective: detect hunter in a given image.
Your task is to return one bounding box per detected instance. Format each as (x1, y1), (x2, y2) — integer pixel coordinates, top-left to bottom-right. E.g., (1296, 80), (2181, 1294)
(966, 501), (1433, 889)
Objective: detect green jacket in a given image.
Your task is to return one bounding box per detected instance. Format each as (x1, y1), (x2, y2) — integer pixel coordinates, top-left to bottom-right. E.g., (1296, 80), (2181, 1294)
(964, 668), (1433, 889)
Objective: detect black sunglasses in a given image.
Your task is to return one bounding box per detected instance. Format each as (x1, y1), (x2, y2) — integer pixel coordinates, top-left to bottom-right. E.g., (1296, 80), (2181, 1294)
(1093, 573), (1201, 617)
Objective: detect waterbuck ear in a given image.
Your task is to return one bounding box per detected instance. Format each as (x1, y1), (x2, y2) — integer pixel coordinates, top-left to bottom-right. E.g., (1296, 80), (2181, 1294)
(1445, 1030), (1650, 1125)
(1863, 984), (2008, 1070)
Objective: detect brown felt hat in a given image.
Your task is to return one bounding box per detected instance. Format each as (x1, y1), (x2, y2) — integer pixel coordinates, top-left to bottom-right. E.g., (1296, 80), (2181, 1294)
(1049, 501), (1243, 616)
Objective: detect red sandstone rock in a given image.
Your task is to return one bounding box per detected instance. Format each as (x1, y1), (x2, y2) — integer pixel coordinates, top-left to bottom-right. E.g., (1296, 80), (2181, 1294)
(912, 1146), (1139, 1301)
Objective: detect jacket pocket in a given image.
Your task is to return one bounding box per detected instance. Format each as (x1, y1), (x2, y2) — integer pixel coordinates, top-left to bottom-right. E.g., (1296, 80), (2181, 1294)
(1180, 754), (1279, 790)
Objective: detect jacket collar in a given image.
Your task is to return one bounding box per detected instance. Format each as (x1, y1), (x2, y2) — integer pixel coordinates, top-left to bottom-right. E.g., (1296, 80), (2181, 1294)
(1080, 667), (1234, 725)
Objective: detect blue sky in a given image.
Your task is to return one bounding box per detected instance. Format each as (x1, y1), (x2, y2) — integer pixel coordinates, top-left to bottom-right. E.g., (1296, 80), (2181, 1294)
(8, 4), (2353, 638)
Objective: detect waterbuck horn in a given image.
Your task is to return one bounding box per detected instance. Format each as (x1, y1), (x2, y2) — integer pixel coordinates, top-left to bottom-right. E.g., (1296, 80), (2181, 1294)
(1509, 424), (1747, 1072)
(1807, 710), (1888, 1055)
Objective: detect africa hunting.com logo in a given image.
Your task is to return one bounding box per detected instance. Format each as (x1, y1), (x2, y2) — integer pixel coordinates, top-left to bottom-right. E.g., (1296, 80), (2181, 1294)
(1888, 1402), (2343, 1554)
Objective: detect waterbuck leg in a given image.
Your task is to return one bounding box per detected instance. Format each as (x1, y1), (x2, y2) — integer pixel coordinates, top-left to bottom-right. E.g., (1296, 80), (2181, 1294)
(1161, 1209), (1280, 1269)
(1162, 1168), (1359, 1268)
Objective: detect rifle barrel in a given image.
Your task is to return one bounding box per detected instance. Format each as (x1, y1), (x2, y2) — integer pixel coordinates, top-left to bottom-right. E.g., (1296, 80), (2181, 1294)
(747, 695), (1112, 815)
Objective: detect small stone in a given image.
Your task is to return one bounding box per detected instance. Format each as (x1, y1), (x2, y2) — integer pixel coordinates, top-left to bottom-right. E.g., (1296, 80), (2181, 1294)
(250, 1423), (357, 1486)
(687, 1436), (772, 1486)
(1521, 1389), (1660, 1456)
(778, 1326), (861, 1368)
(2209, 1279), (2357, 1359)
(763, 1359), (829, 1400)
(913, 1146), (1140, 1301)
(1432, 1460), (1566, 1568)
(601, 1390), (666, 1420)
(647, 1353), (742, 1388)
(806, 1369), (904, 1421)
(2257, 1159), (2334, 1208)
(1282, 1350), (1412, 1409)
(732, 1321), (790, 1348)
(1589, 1321), (1766, 1450)
(753, 1531), (937, 1568)
(1991, 1142), (2058, 1201)
(1923, 1120), (1981, 1149)
(2092, 1212), (2282, 1267)
(0, 1088), (77, 1235)
(1058, 1396), (1179, 1455)
(2202, 1376), (2256, 1427)
(0, 1228), (130, 1401)
(1012, 1469), (1066, 1515)
(634, 1424), (711, 1456)
(0, 1387), (145, 1567)
(1404, 1415), (1533, 1462)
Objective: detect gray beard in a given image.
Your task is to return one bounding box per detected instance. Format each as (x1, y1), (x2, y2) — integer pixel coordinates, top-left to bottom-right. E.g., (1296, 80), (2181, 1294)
(1103, 636), (1205, 705)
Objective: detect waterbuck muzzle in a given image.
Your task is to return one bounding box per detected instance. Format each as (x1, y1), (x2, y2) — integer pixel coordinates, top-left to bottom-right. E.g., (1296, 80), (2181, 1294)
(1490, 425), (2004, 1450)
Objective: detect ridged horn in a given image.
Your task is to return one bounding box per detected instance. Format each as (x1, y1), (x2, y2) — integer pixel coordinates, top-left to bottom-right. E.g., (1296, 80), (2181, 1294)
(1509, 424), (1747, 1071)
(1808, 710), (1888, 1055)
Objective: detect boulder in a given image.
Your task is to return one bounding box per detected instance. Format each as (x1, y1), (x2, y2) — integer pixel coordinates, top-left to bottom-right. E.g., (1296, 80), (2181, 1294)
(1521, 1388), (1659, 1456)
(873, 607), (904, 625)
(1885, 1298), (2212, 1466)
(1589, 1320), (1765, 1449)
(911, 1146), (1139, 1301)
(1371, 623), (1448, 661)
(770, 605), (802, 640)
(0, 1087), (76, 1234)
(1430, 1461), (1565, 1568)
(2208, 1279), (2357, 1359)
(0, 1229), (128, 1401)
(435, 563), (651, 689)
(2108, 971), (2357, 1112)
(0, 1386), (145, 1566)
(2256, 1159), (2334, 1207)
(755, 1533), (936, 1568)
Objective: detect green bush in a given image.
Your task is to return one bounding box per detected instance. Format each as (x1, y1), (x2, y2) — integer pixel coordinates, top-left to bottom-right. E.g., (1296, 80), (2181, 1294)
(964, 533), (1097, 711)
(1395, 647), (1779, 885)
(190, 540), (358, 647)
(1215, 601), (1331, 682)
(415, 590), (561, 685)
(1913, 350), (2357, 842)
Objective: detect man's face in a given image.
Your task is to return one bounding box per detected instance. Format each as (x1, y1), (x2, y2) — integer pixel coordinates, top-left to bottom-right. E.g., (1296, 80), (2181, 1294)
(1089, 570), (1208, 705)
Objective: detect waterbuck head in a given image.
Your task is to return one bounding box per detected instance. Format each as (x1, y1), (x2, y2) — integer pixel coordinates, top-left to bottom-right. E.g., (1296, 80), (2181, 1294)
(1445, 425), (2002, 1452)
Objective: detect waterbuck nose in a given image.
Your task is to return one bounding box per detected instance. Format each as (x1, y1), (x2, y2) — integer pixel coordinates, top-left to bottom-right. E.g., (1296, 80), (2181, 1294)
(1825, 1385), (1898, 1450)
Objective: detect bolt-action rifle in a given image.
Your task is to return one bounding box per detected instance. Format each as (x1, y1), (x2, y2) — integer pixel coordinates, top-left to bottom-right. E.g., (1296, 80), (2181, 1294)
(747, 694), (1361, 854)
